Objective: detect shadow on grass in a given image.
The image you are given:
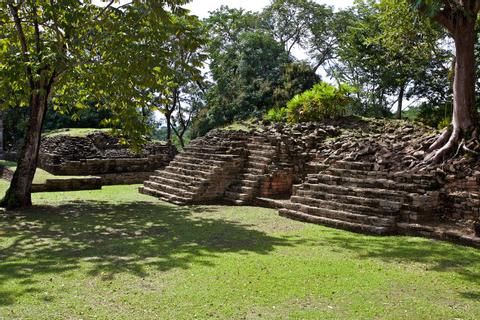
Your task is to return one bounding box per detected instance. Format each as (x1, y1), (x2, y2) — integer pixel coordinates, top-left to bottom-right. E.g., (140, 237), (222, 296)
(0, 200), (307, 306)
(316, 228), (480, 297)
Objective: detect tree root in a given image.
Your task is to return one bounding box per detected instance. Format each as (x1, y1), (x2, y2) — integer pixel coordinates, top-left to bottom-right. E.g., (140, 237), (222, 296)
(424, 126), (461, 164)
(463, 142), (480, 156)
(421, 125), (480, 165)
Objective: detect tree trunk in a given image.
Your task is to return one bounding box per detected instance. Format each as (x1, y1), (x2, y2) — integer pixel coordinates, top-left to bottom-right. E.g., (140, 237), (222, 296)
(396, 84), (405, 120)
(177, 132), (185, 148)
(165, 112), (172, 145)
(1, 83), (51, 209)
(451, 22), (478, 133)
(425, 18), (479, 163)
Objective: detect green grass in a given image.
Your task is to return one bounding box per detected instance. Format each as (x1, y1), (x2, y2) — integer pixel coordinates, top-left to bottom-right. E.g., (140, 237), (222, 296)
(42, 128), (112, 138)
(222, 118), (264, 133)
(0, 161), (94, 185)
(0, 182), (479, 319)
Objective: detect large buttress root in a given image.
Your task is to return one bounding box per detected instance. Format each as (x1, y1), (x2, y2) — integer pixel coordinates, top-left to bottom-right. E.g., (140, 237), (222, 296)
(424, 125), (480, 164)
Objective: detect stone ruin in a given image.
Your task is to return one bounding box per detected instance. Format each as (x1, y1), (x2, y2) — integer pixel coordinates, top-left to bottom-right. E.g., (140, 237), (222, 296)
(140, 117), (480, 247)
(39, 131), (176, 185)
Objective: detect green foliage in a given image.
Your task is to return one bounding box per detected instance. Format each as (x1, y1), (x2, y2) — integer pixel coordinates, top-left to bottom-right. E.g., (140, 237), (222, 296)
(333, 0), (447, 117)
(272, 62), (320, 109)
(266, 107), (289, 122)
(284, 82), (353, 123)
(191, 5), (325, 138)
(408, 101), (453, 128)
(437, 116), (452, 130)
(0, 0), (204, 147)
(263, 0), (335, 71)
(191, 21), (290, 137)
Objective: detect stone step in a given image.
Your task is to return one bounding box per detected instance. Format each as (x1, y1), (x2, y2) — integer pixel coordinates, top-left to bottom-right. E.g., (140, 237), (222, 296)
(247, 155), (272, 163)
(139, 186), (192, 205)
(248, 161), (269, 169)
(149, 175), (200, 189)
(294, 189), (402, 211)
(282, 202), (395, 227)
(324, 168), (438, 189)
(155, 170), (208, 184)
(249, 137), (272, 143)
(185, 145), (227, 153)
(144, 181), (196, 197)
(225, 191), (250, 201)
(228, 199), (247, 205)
(181, 151), (239, 161)
(165, 166), (212, 178)
(245, 167), (264, 174)
(173, 154), (226, 166)
(310, 174), (424, 194)
(332, 161), (374, 171)
(305, 162), (329, 173)
(299, 183), (405, 203)
(241, 180), (259, 187)
(255, 197), (291, 209)
(168, 160), (219, 172)
(248, 150), (276, 157)
(279, 209), (394, 235)
(246, 143), (276, 151)
(290, 195), (395, 216)
(228, 185), (254, 193)
(241, 173), (259, 181)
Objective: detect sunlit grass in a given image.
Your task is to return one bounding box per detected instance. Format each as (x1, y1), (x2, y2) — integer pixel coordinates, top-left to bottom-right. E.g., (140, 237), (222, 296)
(0, 182), (479, 319)
(42, 128), (112, 138)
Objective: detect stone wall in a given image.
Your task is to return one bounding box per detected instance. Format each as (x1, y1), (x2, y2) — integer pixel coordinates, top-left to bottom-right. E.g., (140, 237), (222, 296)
(40, 154), (173, 175)
(38, 132), (176, 176)
(31, 177), (102, 193)
(196, 157), (245, 203)
(441, 173), (480, 228)
(258, 168), (295, 197)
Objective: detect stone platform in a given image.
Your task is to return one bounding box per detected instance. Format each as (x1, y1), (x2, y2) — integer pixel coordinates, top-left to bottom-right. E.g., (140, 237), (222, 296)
(139, 121), (480, 247)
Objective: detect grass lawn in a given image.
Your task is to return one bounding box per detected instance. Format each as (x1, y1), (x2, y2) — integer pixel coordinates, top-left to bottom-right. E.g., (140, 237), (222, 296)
(0, 182), (479, 319)
(42, 128), (112, 138)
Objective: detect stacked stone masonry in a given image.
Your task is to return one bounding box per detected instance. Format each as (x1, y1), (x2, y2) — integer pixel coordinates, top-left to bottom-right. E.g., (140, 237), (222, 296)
(38, 132), (176, 184)
(140, 120), (480, 246)
(279, 161), (442, 235)
(140, 131), (248, 204)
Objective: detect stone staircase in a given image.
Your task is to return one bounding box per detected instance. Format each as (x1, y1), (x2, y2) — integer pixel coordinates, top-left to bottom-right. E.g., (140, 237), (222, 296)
(279, 161), (441, 235)
(139, 134), (246, 205)
(225, 136), (277, 205)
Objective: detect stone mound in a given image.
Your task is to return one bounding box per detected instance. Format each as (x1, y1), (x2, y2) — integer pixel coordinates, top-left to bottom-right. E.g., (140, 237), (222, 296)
(40, 131), (174, 161)
(38, 131), (176, 180)
(140, 117), (480, 247)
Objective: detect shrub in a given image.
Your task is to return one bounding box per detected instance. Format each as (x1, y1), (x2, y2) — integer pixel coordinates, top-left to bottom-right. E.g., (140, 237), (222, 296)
(437, 117), (452, 130)
(285, 82), (353, 123)
(265, 107), (288, 122)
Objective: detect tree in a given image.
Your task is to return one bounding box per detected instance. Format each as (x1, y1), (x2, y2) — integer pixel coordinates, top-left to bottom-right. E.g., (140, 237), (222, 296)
(272, 62), (320, 109)
(371, 0), (442, 119)
(171, 81), (207, 148)
(0, 0), (194, 209)
(263, 0), (335, 71)
(333, 1), (444, 118)
(193, 14), (289, 135)
(333, 4), (396, 116)
(147, 15), (206, 145)
(413, 0), (480, 163)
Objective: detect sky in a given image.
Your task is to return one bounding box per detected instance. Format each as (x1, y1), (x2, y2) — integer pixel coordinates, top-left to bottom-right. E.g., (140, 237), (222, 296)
(185, 0), (354, 18)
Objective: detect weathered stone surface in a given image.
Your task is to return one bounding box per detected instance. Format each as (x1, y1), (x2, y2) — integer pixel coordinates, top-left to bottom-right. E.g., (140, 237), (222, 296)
(38, 132), (176, 175)
(139, 118), (479, 243)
